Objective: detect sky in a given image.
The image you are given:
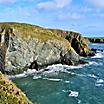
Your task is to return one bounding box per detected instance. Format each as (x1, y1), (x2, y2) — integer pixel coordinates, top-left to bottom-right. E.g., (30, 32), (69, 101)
(0, 0), (104, 37)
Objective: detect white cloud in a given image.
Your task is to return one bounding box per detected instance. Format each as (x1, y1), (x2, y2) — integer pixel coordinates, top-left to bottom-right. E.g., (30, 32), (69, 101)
(86, 0), (104, 8)
(58, 13), (84, 21)
(37, 0), (72, 10)
(54, 0), (72, 8)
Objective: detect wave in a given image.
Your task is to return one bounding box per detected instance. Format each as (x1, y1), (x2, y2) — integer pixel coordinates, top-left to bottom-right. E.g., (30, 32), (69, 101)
(65, 80), (70, 83)
(92, 52), (104, 58)
(68, 91), (79, 97)
(33, 75), (42, 80)
(8, 52), (102, 79)
(9, 73), (27, 79)
(95, 79), (104, 87)
(95, 83), (103, 87)
(62, 89), (79, 97)
(9, 69), (39, 79)
(42, 78), (62, 82)
(9, 60), (99, 79)
(96, 79), (104, 83)
(87, 74), (98, 79)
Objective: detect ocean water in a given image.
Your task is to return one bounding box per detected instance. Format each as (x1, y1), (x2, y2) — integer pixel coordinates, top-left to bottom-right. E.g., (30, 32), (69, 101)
(13, 43), (104, 104)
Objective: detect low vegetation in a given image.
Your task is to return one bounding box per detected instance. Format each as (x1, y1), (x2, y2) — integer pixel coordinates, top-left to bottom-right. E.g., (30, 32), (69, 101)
(0, 71), (33, 104)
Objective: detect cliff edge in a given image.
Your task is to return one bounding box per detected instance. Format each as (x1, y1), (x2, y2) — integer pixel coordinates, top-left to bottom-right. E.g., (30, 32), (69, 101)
(0, 71), (33, 104)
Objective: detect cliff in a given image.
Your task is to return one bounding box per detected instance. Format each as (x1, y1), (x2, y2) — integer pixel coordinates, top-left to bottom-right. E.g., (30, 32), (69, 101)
(49, 29), (94, 57)
(0, 22), (80, 75)
(0, 22), (94, 104)
(87, 37), (104, 43)
(0, 71), (33, 104)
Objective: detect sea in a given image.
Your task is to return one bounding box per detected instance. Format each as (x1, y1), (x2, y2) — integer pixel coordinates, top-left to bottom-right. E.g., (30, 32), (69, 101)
(12, 43), (104, 104)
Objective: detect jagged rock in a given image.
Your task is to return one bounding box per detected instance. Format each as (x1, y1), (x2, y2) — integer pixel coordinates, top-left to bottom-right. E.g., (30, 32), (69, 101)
(65, 31), (95, 57)
(49, 30), (95, 57)
(91, 48), (103, 53)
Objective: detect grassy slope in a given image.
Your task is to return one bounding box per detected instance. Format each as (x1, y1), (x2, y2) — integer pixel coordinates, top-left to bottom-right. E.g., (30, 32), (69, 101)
(0, 22), (72, 50)
(0, 71), (34, 104)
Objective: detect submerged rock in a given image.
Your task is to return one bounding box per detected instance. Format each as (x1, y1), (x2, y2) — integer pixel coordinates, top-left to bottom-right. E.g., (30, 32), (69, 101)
(91, 48), (103, 53)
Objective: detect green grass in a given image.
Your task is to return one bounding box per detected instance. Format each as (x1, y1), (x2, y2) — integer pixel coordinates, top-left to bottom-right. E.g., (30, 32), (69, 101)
(0, 71), (34, 104)
(0, 22), (72, 50)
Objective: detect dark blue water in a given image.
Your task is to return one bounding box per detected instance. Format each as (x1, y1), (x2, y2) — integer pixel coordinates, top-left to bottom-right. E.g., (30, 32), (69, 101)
(13, 43), (104, 104)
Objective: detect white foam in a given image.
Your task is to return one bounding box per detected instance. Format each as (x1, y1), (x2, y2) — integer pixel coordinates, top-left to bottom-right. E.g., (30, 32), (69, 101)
(42, 64), (87, 75)
(62, 90), (79, 97)
(9, 60), (100, 79)
(95, 79), (104, 87)
(92, 53), (104, 58)
(8, 68), (45, 79)
(33, 76), (41, 79)
(62, 89), (71, 93)
(66, 65), (83, 69)
(68, 91), (79, 97)
(87, 74), (98, 79)
(95, 83), (103, 87)
(96, 79), (104, 83)
(78, 100), (81, 104)
(9, 73), (27, 79)
(38, 63), (87, 75)
(42, 78), (62, 82)
(65, 81), (70, 83)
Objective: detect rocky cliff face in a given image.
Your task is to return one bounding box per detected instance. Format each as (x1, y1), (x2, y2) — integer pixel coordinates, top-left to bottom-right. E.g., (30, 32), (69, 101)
(65, 31), (95, 57)
(0, 23), (80, 75)
(0, 71), (33, 104)
(50, 29), (94, 57)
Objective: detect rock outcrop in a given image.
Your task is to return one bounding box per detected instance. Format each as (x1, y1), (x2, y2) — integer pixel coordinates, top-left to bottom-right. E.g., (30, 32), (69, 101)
(0, 71), (33, 104)
(88, 38), (104, 43)
(50, 30), (95, 57)
(0, 22), (80, 75)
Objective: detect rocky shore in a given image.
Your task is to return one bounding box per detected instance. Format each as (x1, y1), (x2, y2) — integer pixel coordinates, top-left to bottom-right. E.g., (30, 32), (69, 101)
(0, 22), (96, 104)
(0, 22), (95, 75)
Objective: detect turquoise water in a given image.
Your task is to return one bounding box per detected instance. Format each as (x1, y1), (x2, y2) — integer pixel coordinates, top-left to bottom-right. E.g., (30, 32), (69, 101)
(13, 43), (104, 104)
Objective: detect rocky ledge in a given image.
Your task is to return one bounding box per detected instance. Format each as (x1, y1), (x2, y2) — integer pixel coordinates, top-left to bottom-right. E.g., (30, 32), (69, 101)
(87, 37), (104, 43)
(0, 22), (93, 75)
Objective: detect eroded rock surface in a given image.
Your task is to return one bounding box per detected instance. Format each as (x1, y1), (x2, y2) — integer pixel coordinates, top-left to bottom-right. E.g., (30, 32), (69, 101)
(0, 23), (80, 75)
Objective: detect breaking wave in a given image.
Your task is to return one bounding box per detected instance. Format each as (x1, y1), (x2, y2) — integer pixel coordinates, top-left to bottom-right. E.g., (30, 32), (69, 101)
(9, 60), (100, 79)
(92, 52), (104, 58)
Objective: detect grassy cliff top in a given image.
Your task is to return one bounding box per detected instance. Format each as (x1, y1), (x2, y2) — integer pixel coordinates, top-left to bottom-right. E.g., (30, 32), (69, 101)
(0, 71), (33, 104)
(0, 22), (71, 49)
(0, 22), (65, 41)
